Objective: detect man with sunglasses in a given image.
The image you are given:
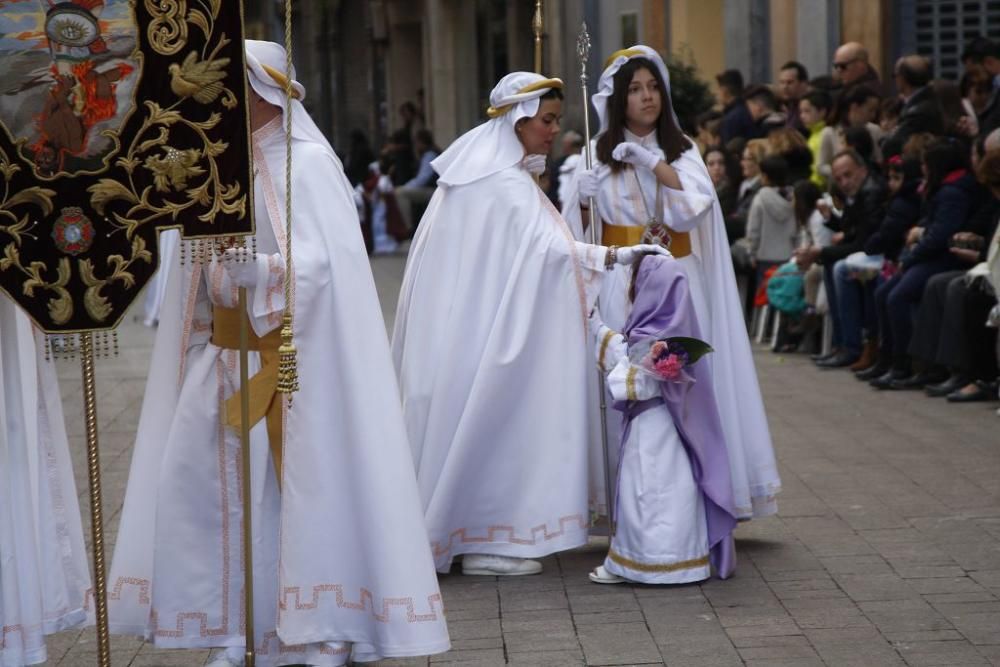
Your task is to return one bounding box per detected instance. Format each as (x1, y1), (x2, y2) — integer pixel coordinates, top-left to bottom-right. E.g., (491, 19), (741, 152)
(832, 42), (882, 94)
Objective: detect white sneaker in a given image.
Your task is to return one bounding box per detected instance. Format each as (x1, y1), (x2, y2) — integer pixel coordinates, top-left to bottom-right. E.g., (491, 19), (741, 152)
(462, 554), (542, 576)
(588, 565), (626, 584)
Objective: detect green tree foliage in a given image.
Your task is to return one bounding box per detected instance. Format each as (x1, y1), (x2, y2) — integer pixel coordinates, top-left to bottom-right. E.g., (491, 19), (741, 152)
(664, 46), (716, 135)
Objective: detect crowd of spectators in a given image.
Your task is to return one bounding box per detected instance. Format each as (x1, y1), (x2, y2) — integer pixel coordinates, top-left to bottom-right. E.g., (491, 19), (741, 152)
(345, 99), (441, 255)
(346, 37), (1000, 411)
(698, 37), (1000, 409)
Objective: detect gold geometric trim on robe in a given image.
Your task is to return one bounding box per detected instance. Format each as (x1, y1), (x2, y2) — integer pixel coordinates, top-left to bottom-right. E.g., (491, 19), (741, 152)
(598, 329), (617, 372)
(608, 548), (710, 573)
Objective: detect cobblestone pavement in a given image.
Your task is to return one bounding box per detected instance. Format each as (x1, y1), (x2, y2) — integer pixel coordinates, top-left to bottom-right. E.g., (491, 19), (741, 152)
(46, 254), (1000, 666)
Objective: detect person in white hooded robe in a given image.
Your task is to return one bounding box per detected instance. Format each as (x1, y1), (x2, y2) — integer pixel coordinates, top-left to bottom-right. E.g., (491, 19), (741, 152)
(107, 40), (450, 666)
(0, 296), (91, 667)
(562, 46), (781, 521)
(391, 71), (668, 577)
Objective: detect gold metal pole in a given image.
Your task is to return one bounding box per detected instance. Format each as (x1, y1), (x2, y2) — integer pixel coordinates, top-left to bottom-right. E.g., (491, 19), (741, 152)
(79, 333), (112, 667)
(577, 22), (615, 535)
(532, 0), (543, 73)
(238, 286), (256, 667)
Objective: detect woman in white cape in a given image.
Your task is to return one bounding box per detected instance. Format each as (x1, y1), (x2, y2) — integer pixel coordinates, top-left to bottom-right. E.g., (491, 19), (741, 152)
(107, 41), (449, 666)
(0, 297), (90, 666)
(562, 46), (781, 520)
(392, 72), (667, 576)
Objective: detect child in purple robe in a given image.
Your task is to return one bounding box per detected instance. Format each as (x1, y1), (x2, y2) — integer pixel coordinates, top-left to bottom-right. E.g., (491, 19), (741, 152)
(589, 254), (738, 584)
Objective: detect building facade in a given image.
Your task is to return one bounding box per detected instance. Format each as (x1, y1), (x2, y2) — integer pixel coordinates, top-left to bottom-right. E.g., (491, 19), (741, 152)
(245, 0), (1000, 155)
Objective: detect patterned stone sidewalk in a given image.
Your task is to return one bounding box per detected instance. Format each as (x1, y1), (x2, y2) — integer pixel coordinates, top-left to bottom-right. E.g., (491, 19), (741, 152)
(46, 254), (1000, 665)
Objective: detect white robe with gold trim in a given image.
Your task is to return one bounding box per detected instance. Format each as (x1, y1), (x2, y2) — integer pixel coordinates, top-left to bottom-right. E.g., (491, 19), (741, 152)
(0, 297), (90, 667)
(392, 165), (606, 572)
(107, 116), (449, 665)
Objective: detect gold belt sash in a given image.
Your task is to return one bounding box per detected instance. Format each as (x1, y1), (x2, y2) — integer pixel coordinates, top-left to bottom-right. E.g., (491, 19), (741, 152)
(602, 222), (691, 259)
(211, 306), (284, 486)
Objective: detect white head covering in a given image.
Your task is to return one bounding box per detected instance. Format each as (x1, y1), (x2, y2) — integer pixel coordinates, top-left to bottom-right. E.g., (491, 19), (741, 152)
(432, 71), (563, 187)
(592, 45), (679, 135)
(245, 39), (338, 158)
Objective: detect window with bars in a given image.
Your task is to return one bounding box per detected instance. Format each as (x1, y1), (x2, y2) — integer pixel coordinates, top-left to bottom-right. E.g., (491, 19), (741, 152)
(913, 0), (1000, 80)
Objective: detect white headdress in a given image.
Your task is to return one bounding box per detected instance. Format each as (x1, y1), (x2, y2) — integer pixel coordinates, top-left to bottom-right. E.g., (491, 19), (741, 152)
(245, 39), (337, 157)
(432, 71), (563, 187)
(592, 45), (679, 135)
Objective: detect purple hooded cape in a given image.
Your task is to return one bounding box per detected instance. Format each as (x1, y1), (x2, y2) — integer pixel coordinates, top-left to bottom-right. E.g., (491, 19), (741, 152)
(619, 255), (739, 578)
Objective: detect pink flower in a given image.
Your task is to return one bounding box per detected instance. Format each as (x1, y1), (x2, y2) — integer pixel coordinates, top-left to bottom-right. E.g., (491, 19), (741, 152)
(653, 354), (684, 380)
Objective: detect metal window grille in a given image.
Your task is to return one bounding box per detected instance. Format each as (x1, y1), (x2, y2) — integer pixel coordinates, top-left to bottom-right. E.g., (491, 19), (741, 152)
(913, 0), (1000, 80)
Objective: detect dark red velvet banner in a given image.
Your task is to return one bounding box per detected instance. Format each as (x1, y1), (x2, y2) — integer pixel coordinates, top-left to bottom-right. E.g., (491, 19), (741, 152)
(0, 0), (253, 332)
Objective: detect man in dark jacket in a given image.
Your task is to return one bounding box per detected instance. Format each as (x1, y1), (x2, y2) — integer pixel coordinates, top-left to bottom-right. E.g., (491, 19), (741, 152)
(717, 69), (755, 143)
(796, 150), (888, 367)
(975, 39), (1000, 138)
(831, 42), (883, 98)
(882, 55), (943, 158)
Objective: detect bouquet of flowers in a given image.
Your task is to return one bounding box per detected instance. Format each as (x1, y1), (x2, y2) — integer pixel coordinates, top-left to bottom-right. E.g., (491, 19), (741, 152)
(629, 336), (713, 383)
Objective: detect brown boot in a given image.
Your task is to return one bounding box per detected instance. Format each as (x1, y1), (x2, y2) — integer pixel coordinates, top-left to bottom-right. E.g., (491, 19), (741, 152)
(849, 340), (878, 372)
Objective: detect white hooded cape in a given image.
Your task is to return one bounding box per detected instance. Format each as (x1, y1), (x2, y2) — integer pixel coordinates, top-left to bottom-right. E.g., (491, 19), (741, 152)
(391, 72), (606, 569)
(107, 43), (449, 664)
(562, 46), (780, 519)
(0, 297), (90, 667)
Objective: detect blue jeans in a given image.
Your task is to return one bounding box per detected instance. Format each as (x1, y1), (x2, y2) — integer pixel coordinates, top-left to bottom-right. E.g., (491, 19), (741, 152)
(833, 259), (881, 355)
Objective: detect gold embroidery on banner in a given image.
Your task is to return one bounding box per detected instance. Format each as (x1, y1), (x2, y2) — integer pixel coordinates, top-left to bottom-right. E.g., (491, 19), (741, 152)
(625, 365), (638, 401)
(0, 247), (73, 324)
(89, 98), (246, 241)
(78, 236), (153, 322)
(0, 148), (56, 244)
(598, 329), (616, 372)
(608, 549), (710, 573)
(146, 0), (189, 55)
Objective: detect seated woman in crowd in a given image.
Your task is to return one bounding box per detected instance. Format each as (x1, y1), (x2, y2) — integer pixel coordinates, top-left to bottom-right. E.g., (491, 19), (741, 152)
(830, 85), (884, 165)
(853, 156), (925, 377)
(705, 146), (741, 225)
(906, 139), (1000, 399)
(871, 138), (988, 389)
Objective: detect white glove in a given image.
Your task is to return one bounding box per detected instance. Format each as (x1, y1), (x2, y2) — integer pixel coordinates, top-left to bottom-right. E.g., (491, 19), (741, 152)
(616, 243), (672, 265)
(588, 306), (604, 340)
(578, 167), (601, 199)
(611, 141), (661, 171)
(220, 247), (262, 288)
(520, 154), (547, 176)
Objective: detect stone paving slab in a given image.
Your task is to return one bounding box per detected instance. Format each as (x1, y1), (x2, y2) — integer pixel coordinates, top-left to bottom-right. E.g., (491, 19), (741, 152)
(41, 254), (1000, 665)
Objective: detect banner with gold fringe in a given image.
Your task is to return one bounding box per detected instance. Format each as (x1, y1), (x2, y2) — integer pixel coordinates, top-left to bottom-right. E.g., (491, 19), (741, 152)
(0, 0), (253, 332)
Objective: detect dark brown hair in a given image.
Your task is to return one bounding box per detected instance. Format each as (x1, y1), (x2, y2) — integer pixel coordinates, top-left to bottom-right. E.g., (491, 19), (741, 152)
(596, 58), (692, 172)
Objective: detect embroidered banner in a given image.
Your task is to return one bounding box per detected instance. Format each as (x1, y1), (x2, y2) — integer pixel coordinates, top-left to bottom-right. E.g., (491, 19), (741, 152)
(0, 0), (253, 332)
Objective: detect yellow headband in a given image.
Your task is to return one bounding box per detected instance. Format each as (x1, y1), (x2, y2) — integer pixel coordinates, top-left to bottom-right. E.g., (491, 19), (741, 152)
(261, 63), (302, 100)
(486, 78), (564, 118)
(603, 48), (646, 70)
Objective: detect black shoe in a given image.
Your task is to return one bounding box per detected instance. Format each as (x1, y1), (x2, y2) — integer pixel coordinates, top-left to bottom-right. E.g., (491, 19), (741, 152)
(889, 372), (937, 390)
(946, 382), (994, 403)
(816, 351), (860, 369)
(856, 363), (890, 381)
(811, 349), (840, 363)
(925, 375), (969, 398)
(870, 369), (908, 390)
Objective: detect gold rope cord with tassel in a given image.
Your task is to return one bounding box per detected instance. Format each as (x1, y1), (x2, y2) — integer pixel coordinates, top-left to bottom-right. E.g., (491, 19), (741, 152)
(276, 0), (299, 397)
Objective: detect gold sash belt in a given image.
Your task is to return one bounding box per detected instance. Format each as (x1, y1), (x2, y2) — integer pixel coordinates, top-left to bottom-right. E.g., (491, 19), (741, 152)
(602, 222), (691, 259)
(211, 306), (284, 486)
